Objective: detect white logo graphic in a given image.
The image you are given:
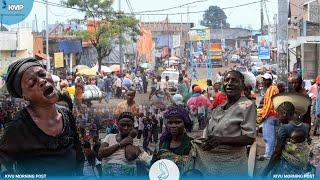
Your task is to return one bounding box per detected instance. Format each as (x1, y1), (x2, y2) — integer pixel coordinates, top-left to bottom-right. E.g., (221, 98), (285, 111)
(149, 159), (180, 180)
(8, 4), (23, 11)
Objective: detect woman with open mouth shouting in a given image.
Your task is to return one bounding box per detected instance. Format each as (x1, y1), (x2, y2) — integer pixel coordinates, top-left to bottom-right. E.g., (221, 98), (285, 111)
(1, 58), (84, 176)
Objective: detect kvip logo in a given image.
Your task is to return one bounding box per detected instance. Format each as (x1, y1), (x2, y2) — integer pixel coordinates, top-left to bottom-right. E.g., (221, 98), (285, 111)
(2, 0), (23, 11)
(8, 4), (24, 11)
(0, 0), (34, 25)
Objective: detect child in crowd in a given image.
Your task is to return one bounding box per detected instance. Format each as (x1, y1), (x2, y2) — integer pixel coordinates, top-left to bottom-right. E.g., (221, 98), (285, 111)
(151, 114), (159, 151)
(83, 141), (98, 176)
(143, 117), (153, 154)
(282, 129), (310, 164)
(105, 119), (118, 135)
(137, 113), (144, 139)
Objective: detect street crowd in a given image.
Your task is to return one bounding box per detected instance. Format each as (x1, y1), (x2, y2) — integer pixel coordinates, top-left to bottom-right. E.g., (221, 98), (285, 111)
(0, 57), (319, 178)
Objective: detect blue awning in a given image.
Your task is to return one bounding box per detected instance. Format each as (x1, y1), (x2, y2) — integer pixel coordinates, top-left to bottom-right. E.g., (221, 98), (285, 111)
(58, 40), (83, 54)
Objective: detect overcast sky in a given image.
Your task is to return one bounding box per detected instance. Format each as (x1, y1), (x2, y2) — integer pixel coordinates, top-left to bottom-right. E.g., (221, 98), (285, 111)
(11, 0), (278, 30)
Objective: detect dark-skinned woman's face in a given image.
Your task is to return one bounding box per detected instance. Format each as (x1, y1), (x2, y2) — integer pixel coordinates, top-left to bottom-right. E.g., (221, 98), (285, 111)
(223, 73), (243, 98)
(167, 117), (185, 136)
(118, 118), (134, 137)
(20, 66), (58, 106)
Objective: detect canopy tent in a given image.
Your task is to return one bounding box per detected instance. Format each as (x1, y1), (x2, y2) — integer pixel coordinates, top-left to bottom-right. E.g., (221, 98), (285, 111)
(92, 65), (112, 73)
(76, 68), (97, 76)
(110, 64), (120, 72)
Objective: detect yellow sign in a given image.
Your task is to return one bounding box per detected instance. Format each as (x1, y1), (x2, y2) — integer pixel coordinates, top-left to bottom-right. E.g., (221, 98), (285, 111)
(189, 29), (210, 41)
(54, 52), (64, 68)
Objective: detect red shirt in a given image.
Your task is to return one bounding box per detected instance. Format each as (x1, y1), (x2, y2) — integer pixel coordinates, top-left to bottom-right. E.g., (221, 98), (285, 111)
(212, 92), (227, 109)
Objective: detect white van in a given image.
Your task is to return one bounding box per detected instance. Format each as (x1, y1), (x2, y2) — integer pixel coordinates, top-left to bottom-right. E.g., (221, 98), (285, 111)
(161, 69), (179, 95)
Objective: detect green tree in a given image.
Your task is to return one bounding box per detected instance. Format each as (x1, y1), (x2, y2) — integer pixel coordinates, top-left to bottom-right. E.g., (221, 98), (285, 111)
(201, 6), (230, 29)
(63, 0), (140, 72)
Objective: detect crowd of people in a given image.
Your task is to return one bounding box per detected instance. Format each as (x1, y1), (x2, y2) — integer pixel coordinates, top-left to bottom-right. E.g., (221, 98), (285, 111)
(0, 57), (319, 178)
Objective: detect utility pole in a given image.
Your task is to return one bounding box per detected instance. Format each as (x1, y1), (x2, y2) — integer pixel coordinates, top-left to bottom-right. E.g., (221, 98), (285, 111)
(261, 0), (264, 34)
(45, 0), (50, 72)
(277, 0), (289, 85)
(180, 13), (183, 57)
(119, 0), (124, 73)
(35, 14), (38, 33)
(166, 14), (169, 66)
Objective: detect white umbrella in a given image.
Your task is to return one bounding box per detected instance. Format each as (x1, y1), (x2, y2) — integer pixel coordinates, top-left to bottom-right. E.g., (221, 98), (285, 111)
(51, 75), (60, 82)
(101, 66), (112, 73)
(169, 56), (180, 61)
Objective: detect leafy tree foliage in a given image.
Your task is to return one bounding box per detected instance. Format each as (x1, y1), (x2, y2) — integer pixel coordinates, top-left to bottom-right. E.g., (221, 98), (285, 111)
(63, 0), (140, 72)
(201, 6), (230, 29)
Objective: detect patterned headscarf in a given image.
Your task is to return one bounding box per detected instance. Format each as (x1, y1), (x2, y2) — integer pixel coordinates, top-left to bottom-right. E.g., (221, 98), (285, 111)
(161, 105), (193, 143)
(164, 105), (193, 132)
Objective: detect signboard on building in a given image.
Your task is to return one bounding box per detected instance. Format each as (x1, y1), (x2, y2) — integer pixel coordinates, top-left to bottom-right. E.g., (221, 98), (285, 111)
(258, 35), (270, 59)
(189, 29), (210, 41)
(54, 52), (64, 68)
(172, 35), (181, 48)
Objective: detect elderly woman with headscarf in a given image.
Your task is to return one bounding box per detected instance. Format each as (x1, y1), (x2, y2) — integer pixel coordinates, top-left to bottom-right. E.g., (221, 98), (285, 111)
(194, 70), (256, 176)
(1, 58), (84, 176)
(151, 105), (195, 175)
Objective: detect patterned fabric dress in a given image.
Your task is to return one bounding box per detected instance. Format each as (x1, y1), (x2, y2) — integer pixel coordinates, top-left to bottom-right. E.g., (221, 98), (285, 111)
(153, 134), (195, 175)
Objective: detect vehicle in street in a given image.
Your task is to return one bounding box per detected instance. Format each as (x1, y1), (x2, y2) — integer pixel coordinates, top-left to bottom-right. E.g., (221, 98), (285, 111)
(161, 69), (179, 95)
(251, 62), (264, 74)
(208, 43), (224, 67)
(231, 54), (240, 63)
(235, 66), (248, 73)
(250, 55), (260, 63)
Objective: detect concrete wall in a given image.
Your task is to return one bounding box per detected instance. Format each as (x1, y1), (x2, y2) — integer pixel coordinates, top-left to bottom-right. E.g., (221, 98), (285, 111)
(302, 43), (319, 79)
(0, 32), (17, 50)
(17, 28), (33, 51)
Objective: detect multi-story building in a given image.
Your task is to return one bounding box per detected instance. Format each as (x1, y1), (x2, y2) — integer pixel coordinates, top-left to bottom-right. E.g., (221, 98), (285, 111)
(140, 19), (193, 57)
(0, 28), (34, 62)
(288, 0), (320, 79)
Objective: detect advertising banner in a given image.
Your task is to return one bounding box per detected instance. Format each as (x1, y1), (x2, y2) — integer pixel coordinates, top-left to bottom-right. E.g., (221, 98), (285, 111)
(258, 35), (270, 59)
(172, 35), (180, 48)
(189, 29), (210, 41)
(54, 52), (64, 68)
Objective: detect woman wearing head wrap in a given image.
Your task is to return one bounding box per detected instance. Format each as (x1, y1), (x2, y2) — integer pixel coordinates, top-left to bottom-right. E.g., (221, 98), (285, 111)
(98, 112), (141, 176)
(2, 58), (84, 176)
(151, 105), (195, 175)
(195, 70), (256, 176)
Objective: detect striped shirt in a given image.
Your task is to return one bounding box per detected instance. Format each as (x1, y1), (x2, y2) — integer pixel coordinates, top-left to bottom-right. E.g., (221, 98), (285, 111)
(260, 84), (279, 119)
